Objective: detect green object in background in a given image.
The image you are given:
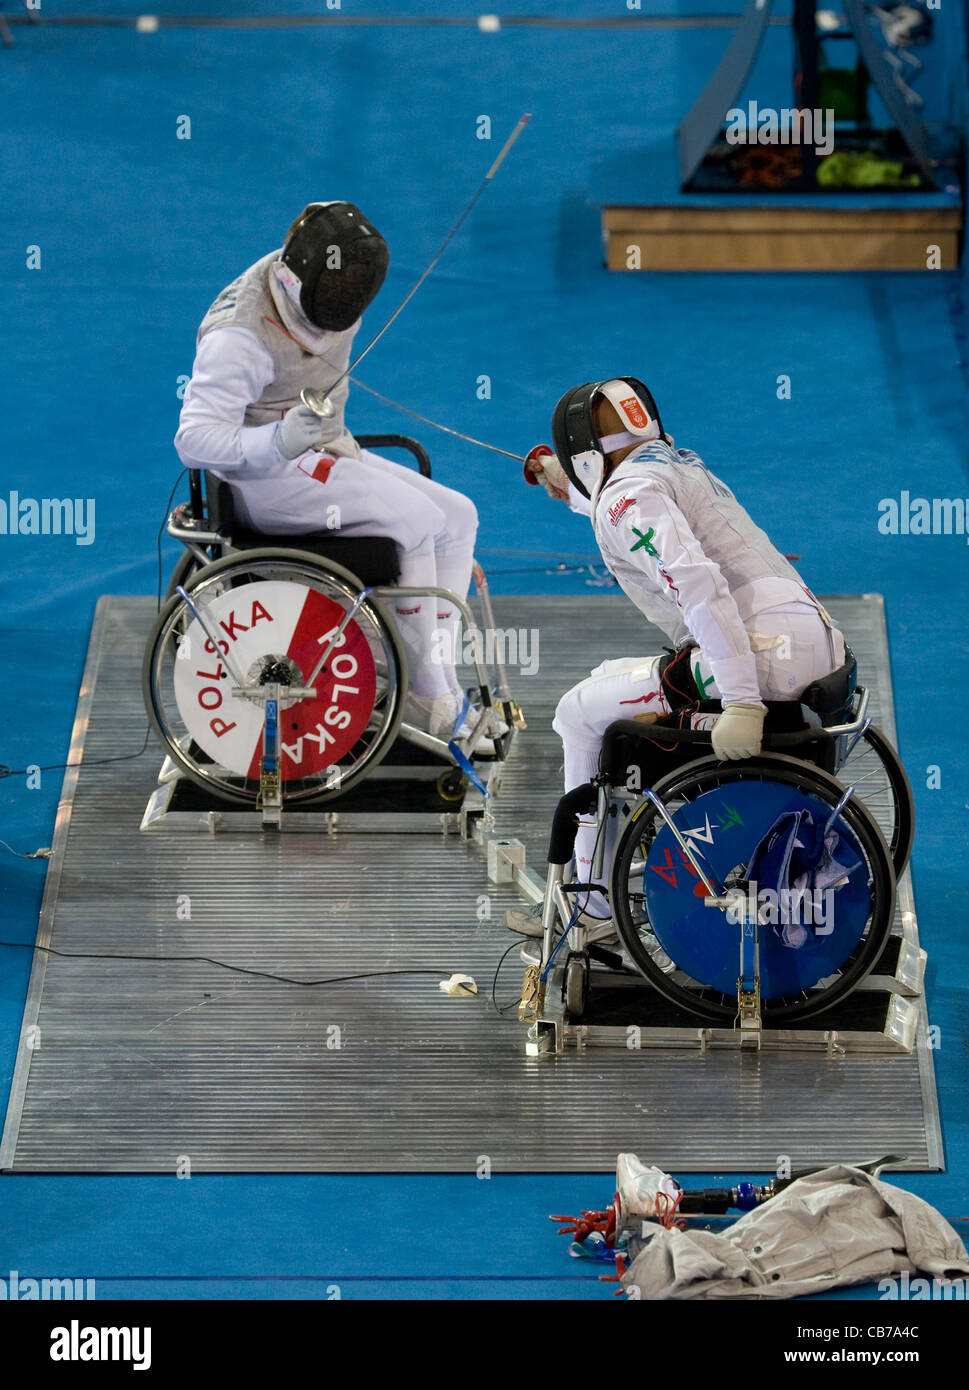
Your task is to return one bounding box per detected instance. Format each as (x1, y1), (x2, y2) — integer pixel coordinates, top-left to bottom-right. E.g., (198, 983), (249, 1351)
(817, 151), (921, 187)
(818, 64), (870, 123)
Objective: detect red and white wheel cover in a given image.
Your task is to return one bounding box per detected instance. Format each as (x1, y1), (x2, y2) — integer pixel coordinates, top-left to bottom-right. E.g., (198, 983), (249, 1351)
(173, 581), (378, 781)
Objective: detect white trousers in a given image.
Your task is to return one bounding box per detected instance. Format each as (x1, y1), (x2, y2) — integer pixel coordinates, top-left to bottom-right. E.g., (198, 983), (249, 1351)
(552, 605), (846, 916)
(227, 448), (479, 698)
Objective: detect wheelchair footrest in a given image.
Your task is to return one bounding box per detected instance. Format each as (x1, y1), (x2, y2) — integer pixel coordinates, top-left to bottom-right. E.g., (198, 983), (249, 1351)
(534, 966), (918, 1052)
(159, 771), (468, 818)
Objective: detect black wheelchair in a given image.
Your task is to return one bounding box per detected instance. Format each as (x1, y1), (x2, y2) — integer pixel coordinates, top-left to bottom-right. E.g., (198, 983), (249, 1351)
(143, 436), (521, 816)
(523, 648), (914, 1028)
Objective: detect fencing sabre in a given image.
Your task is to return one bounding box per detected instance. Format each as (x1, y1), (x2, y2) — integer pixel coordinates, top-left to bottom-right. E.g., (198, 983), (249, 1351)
(300, 112), (531, 465)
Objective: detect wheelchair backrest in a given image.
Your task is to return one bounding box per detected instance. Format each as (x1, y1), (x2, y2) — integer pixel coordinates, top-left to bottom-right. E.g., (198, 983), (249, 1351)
(203, 472), (235, 536)
(799, 645), (857, 725)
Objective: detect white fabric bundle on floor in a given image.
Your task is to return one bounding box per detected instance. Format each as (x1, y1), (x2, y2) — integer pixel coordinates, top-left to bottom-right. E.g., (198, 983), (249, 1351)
(621, 1163), (969, 1300)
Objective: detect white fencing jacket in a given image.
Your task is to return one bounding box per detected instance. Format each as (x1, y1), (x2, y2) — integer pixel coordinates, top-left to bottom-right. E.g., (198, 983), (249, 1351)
(174, 251), (360, 487)
(573, 441), (836, 708)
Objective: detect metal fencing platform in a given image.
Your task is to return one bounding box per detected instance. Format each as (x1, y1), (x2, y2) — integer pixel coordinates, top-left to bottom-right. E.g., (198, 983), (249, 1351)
(0, 594), (941, 1172)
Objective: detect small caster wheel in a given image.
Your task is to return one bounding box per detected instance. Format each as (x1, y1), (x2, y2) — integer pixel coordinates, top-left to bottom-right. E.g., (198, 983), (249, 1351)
(565, 954), (589, 1019)
(436, 769), (467, 803)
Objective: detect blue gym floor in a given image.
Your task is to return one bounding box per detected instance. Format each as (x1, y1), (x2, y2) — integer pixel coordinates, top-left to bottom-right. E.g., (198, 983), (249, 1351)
(1, 1), (967, 1300)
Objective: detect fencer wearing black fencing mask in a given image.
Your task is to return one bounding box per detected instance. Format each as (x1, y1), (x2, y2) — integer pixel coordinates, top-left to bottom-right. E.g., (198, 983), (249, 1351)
(280, 201), (390, 333)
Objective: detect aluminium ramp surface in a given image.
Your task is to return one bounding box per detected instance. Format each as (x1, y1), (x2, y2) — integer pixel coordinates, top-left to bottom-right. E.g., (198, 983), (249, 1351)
(0, 594), (940, 1172)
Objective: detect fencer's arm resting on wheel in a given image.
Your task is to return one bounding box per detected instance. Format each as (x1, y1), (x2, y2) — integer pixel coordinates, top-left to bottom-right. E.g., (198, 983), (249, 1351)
(706, 702), (766, 759)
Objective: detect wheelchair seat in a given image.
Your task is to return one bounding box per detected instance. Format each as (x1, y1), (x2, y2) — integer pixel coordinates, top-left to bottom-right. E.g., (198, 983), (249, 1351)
(205, 473), (401, 587)
(599, 646), (859, 785)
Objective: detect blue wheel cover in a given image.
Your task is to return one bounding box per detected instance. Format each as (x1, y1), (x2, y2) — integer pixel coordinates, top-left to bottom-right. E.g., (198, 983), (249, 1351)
(639, 780), (873, 998)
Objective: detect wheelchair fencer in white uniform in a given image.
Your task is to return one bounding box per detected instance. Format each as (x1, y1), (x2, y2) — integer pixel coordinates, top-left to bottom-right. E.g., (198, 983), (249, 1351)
(143, 202), (519, 811)
(515, 380), (913, 1026)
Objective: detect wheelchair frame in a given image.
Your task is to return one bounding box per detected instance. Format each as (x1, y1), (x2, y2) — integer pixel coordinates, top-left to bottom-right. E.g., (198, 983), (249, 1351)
(145, 436), (524, 826)
(519, 669), (920, 1052)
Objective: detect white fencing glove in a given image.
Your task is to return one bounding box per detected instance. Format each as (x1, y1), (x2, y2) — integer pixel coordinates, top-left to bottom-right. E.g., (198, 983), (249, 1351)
(523, 444), (570, 501)
(711, 703), (766, 761)
(275, 404), (328, 459)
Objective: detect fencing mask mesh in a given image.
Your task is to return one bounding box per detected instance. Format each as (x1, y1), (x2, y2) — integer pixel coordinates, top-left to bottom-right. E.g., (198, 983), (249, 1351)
(281, 202), (389, 332)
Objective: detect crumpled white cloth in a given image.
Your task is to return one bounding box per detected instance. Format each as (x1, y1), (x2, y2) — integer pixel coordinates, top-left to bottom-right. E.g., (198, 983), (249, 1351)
(616, 1153), (682, 1226)
(621, 1163), (969, 1300)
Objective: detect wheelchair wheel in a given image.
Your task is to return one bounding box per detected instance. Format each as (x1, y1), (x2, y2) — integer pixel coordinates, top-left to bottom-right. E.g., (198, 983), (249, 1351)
(143, 547), (407, 805)
(610, 753), (896, 1024)
(165, 549), (205, 599)
(565, 954), (590, 1019)
(834, 724), (914, 879)
(436, 769), (468, 803)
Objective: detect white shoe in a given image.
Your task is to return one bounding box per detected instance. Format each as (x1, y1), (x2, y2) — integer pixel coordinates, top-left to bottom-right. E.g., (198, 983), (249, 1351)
(518, 920), (622, 970)
(452, 694), (509, 752)
(452, 695), (509, 741)
(456, 719), (505, 755)
(483, 708), (510, 738)
(404, 691), (463, 739)
(508, 904), (619, 946)
(505, 903), (545, 937)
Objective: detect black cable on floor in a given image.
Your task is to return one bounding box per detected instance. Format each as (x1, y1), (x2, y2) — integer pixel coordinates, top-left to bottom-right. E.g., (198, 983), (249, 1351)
(0, 938), (469, 991)
(491, 937), (527, 1018)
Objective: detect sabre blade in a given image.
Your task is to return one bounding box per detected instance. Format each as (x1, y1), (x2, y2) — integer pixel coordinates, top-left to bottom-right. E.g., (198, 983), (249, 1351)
(299, 114), (531, 419)
(349, 377), (527, 462)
